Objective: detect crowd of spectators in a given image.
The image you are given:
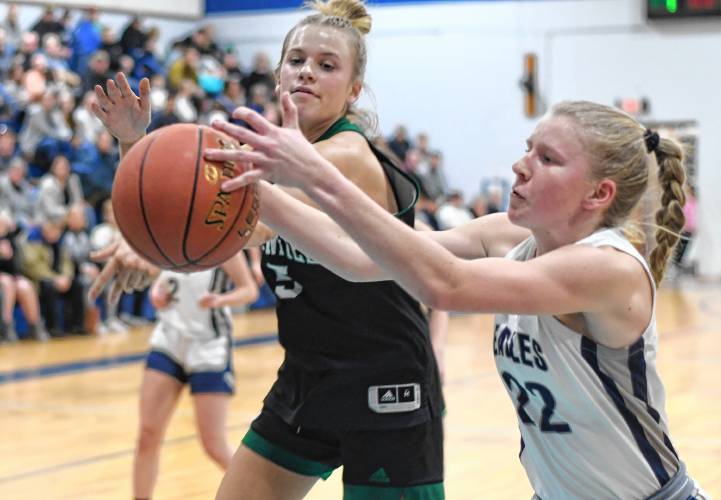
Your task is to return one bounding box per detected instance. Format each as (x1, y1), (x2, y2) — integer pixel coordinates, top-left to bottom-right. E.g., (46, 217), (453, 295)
(0, 5), (280, 342)
(376, 125), (508, 232)
(0, 4), (510, 343)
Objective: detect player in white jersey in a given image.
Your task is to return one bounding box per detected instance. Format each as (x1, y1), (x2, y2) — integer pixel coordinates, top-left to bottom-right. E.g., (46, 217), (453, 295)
(211, 98), (709, 498)
(133, 252), (258, 500)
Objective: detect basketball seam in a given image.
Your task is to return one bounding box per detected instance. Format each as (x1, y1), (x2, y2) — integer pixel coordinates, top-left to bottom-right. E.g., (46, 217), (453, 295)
(191, 178), (251, 263)
(182, 128), (253, 265)
(181, 126), (204, 264)
(139, 132), (180, 268)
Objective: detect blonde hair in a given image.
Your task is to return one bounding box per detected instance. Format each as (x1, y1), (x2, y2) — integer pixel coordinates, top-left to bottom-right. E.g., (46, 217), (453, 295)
(550, 101), (686, 286)
(278, 0), (377, 133)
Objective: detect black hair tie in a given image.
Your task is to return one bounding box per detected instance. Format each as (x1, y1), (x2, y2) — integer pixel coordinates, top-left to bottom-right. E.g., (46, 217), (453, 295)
(644, 128), (660, 154)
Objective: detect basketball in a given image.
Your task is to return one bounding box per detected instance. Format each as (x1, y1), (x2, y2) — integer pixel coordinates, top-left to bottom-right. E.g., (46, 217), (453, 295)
(111, 123), (259, 272)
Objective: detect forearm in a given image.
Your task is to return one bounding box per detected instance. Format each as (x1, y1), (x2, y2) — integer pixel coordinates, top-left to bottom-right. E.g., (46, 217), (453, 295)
(258, 181), (388, 282)
(308, 167), (464, 308)
(217, 284), (259, 308)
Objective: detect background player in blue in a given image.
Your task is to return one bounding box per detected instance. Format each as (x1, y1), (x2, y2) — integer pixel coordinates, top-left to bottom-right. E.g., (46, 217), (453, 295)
(213, 98), (709, 498)
(88, 1), (445, 498)
(134, 253), (258, 500)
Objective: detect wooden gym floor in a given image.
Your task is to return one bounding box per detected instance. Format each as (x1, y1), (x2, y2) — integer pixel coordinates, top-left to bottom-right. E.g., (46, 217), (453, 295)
(0, 282), (719, 499)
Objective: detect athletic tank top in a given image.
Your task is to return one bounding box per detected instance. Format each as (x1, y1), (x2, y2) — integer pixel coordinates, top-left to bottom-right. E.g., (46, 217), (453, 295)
(156, 268), (232, 341)
(261, 116), (443, 430)
(494, 228), (683, 499)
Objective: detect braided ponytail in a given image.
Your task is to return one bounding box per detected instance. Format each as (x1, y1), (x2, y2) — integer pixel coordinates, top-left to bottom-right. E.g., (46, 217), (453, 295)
(648, 139), (686, 285)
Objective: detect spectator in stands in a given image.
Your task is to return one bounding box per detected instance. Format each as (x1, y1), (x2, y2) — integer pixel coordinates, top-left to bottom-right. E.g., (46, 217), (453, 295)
(242, 52), (274, 97)
(247, 83), (272, 117)
(80, 49), (112, 96)
(30, 6), (65, 41)
(174, 79), (200, 122)
(118, 54), (139, 93)
(132, 28), (163, 81)
(16, 31), (39, 71)
(216, 77), (245, 117)
(222, 51), (244, 81)
(18, 89), (72, 164)
(0, 27), (16, 76)
(100, 26), (123, 73)
(148, 74), (168, 113)
(3, 62), (28, 109)
(388, 124), (411, 162)
(469, 195), (489, 218)
(401, 148), (426, 195)
(2, 5), (21, 49)
(415, 132), (431, 171)
(484, 183), (504, 214)
(148, 92), (180, 132)
(436, 190), (474, 229)
(0, 127), (19, 172)
(419, 150), (448, 202)
(167, 46), (200, 91)
(63, 203), (96, 334)
(36, 154), (84, 222)
(22, 52), (51, 101)
(0, 210), (47, 341)
(73, 91), (105, 144)
(20, 214), (76, 337)
(79, 130), (118, 211)
(70, 8), (101, 75)
(121, 16), (146, 55)
(41, 33), (80, 88)
(415, 191), (441, 231)
(0, 157), (35, 228)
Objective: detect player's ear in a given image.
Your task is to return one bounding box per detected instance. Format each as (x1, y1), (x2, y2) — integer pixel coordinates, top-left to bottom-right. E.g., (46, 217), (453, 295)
(347, 80), (361, 106)
(582, 179), (616, 211)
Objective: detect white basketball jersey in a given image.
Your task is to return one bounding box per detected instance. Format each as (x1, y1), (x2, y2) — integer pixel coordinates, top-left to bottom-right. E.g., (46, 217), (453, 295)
(156, 268), (232, 340)
(494, 229), (681, 499)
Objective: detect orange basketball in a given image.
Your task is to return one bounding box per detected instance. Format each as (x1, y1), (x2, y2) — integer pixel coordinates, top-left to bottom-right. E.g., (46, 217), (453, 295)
(111, 123), (259, 272)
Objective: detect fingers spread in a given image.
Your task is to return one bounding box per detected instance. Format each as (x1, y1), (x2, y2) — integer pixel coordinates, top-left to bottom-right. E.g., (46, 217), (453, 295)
(231, 107), (272, 135)
(116, 72), (137, 99)
(107, 78), (123, 102)
(205, 147), (266, 166)
(211, 120), (268, 150)
(90, 239), (120, 262)
(88, 257), (118, 301)
(138, 77), (151, 112)
(95, 84), (114, 109)
(91, 101), (108, 122)
(108, 281), (124, 307)
(222, 170), (265, 192)
(281, 92), (300, 129)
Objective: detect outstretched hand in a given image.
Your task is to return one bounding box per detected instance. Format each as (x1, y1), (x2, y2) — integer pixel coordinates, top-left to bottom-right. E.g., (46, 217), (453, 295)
(89, 237), (160, 306)
(203, 92), (332, 192)
(92, 72), (151, 145)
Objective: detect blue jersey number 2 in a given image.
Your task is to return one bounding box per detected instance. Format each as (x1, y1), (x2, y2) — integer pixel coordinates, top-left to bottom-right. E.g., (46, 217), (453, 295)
(502, 371), (571, 433)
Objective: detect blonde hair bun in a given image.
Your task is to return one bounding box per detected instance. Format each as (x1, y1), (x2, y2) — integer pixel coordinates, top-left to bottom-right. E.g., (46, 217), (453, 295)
(306, 0), (372, 35)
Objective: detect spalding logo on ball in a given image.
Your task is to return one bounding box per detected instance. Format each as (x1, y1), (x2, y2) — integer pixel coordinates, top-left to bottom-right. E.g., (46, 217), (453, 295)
(111, 123), (259, 272)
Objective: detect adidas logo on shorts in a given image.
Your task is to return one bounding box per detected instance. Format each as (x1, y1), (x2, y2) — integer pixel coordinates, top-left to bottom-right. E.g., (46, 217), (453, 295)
(368, 383), (421, 413)
(380, 389), (397, 403)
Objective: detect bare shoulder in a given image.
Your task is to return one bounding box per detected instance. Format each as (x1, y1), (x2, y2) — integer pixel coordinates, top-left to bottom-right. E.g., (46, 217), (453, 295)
(314, 131), (392, 208)
(314, 131), (377, 176)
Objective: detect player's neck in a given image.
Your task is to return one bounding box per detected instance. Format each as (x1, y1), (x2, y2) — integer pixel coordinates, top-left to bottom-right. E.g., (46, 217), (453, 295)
(301, 114), (344, 143)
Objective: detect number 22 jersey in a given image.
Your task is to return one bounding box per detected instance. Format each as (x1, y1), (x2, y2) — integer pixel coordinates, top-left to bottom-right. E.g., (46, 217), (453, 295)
(494, 228), (685, 499)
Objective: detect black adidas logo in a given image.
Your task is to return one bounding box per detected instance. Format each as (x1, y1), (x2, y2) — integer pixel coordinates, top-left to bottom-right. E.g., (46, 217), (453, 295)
(378, 387), (397, 403)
